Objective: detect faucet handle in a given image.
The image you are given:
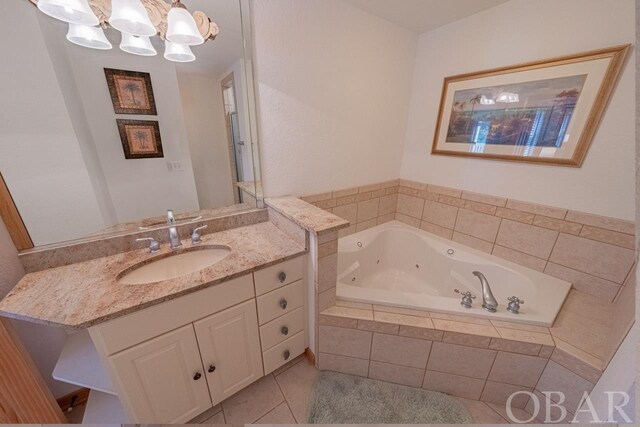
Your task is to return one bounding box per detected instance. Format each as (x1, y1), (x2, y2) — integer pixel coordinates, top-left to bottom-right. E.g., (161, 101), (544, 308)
(459, 291), (476, 309)
(191, 225), (208, 244)
(136, 237), (160, 253)
(506, 296), (524, 314)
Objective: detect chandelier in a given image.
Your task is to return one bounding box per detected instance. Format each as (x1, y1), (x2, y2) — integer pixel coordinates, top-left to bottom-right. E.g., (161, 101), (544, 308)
(31, 0), (219, 63)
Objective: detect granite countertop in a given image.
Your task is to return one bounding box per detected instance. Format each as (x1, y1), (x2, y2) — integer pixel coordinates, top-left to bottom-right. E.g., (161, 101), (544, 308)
(0, 222), (306, 329)
(266, 196), (349, 235)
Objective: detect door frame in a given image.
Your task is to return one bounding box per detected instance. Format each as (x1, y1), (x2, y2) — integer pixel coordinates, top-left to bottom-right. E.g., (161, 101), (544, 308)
(220, 72), (242, 204)
(0, 172), (33, 250)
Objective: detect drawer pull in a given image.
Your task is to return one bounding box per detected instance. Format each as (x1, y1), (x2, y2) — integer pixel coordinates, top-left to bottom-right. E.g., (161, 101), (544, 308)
(208, 365), (216, 373)
(278, 271), (287, 283)
(283, 350), (290, 360)
(281, 326), (289, 336)
(280, 299), (288, 310)
(193, 372), (202, 381)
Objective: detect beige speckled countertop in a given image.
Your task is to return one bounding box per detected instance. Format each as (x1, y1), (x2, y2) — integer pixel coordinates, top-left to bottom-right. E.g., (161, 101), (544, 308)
(0, 222), (306, 329)
(266, 196), (349, 235)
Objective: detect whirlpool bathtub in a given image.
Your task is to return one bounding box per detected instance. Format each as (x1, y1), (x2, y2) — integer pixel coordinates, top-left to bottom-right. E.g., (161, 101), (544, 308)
(336, 221), (571, 326)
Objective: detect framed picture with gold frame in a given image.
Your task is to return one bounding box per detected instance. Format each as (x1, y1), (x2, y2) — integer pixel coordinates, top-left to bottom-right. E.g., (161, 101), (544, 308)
(431, 45), (630, 166)
(104, 68), (157, 115)
(116, 119), (164, 159)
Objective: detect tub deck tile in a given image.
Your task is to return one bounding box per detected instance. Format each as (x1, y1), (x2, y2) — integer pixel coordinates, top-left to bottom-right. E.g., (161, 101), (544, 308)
(432, 319), (500, 338)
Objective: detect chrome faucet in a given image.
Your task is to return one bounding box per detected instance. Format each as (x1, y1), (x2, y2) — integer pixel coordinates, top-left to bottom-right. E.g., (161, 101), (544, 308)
(167, 209), (182, 250)
(473, 271), (498, 312)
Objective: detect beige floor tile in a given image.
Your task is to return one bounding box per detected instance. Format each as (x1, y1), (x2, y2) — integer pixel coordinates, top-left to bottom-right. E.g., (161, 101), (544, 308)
(454, 397), (509, 424)
(253, 402), (296, 424)
(189, 403), (223, 423)
(202, 409), (226, 424)
(221, 374), (285, 424)
(271, 354), (306, 377)
(275, 358), (319, 422)
(486, 402), (538, 424)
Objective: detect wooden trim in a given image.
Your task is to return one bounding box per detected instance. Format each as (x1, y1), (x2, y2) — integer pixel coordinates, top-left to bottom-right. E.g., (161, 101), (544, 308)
(57, 387), (90, 413)
(304, 347), (315, 365)
(431, 44), (631, 167)
(0, 319), (66, 423)
(0, 173), (33, 250)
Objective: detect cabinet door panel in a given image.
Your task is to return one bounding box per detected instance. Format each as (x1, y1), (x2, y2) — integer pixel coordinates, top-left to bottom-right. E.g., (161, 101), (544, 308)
(110, 325), (211, 423)
(194, 300), (263, 405)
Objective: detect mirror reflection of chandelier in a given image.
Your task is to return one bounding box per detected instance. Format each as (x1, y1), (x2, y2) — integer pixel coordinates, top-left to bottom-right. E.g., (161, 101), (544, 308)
(32, 0), (219, 63)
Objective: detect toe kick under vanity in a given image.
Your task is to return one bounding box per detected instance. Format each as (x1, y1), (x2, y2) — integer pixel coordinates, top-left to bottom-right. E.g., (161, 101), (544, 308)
(0, 219), (310, 424)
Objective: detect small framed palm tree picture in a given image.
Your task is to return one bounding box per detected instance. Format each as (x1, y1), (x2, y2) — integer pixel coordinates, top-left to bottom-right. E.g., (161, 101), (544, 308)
(104, 68), (157, 115)
(116, 120), (164, 159)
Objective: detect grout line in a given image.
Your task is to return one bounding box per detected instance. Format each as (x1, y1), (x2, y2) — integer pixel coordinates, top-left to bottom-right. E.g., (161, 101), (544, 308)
(272, 371), (298, 423)
(484, 401), (512, 423)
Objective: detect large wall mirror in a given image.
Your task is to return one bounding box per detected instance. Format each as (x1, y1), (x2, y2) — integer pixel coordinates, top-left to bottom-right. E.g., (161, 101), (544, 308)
(0, 0), (262, 249)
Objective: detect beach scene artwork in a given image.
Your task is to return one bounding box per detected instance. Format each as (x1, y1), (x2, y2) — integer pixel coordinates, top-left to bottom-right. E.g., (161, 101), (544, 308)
(445, 75), (587, 148)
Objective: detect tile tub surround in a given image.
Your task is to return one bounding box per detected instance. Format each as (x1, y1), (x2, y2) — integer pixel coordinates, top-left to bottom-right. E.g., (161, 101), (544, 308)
(318, 292), (612, 415)
(19, 208), (269, 273)
(302, 179), (636, 302)
(0, 221), (306, 329)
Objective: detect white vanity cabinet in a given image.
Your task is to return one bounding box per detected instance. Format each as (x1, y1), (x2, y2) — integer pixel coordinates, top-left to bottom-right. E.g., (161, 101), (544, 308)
(109, 324), (212, 423)
(70, 255), (307, 424)
(194, 299), (263, 404)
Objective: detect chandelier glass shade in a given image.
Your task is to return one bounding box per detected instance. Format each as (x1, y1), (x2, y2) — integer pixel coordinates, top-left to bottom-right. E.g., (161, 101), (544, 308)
(33, 0), (217, 62)
(164, 40), (195, 62)
(109, 0), (156, 36)
(37, 0), (99, 26)
(66, 23), (112, 49)
(120, 33), (157, 56)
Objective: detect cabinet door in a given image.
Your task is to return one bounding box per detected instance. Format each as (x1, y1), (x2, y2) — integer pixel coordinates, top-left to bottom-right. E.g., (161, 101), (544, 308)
(194, 299), (263, 405)
(109, 325), (211, 423)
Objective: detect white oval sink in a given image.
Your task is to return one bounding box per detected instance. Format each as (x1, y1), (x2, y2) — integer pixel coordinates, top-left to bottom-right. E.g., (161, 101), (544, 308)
(118, 246), (231, 285)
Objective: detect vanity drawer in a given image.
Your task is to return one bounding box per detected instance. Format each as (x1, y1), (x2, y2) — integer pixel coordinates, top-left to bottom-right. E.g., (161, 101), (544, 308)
(256, 280), (303, 325)
(254, 256), (304, 296)
(262, 331), (305, 375)
(259, 307), (305, 351)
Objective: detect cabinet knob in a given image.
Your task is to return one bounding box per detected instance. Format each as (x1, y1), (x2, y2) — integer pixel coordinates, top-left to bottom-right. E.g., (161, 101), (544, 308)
(281, 326), (289, 336)
(193, 372), (202, 381)
(278, 271), (287, 283)
(279, 299), (288, 310)
(283, 350), (290, 360)
(208, 365), (216, 373)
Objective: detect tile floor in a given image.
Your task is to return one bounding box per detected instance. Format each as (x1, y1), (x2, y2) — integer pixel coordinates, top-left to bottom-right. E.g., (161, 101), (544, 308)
(190, 354), (537, 424)
(65, 354), (538, 424)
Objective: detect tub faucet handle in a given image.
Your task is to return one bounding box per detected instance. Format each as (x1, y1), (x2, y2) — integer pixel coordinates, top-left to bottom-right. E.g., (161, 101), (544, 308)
(507, 296), (524, 314)
(460, 291), (476, 309)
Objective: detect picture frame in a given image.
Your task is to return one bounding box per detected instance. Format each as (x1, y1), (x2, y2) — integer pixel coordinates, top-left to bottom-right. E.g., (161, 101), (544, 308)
(104, 68), (157, 115)
(116, 119), (164, 159)
(431, 44), (630, 166)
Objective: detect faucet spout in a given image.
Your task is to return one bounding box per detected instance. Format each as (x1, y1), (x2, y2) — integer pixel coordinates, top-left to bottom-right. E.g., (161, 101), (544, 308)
(167, 209), (182, 250)
(473, 271), (498, 312)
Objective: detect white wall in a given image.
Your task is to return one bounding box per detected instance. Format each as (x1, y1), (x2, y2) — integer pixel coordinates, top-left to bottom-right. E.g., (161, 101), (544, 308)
(400, 0), (635, 220)
(178, 74), (235, 209)
(252, 0), (417, 197)
(0, 1), (107, 246)
(61, 30), (201, 223)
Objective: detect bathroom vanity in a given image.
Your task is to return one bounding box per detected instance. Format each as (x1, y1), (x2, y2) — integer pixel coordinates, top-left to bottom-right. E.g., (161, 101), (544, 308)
(0, 220), (310, 423)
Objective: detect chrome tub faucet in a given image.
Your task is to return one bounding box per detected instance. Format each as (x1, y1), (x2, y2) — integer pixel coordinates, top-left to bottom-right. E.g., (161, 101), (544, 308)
(167, 209), (182, 250)
(473, 271), (498, 312)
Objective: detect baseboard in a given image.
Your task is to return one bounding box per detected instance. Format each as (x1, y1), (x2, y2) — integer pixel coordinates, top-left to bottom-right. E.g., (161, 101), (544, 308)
(305, 347), (315, 365)
(56, 388), (90, 412)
